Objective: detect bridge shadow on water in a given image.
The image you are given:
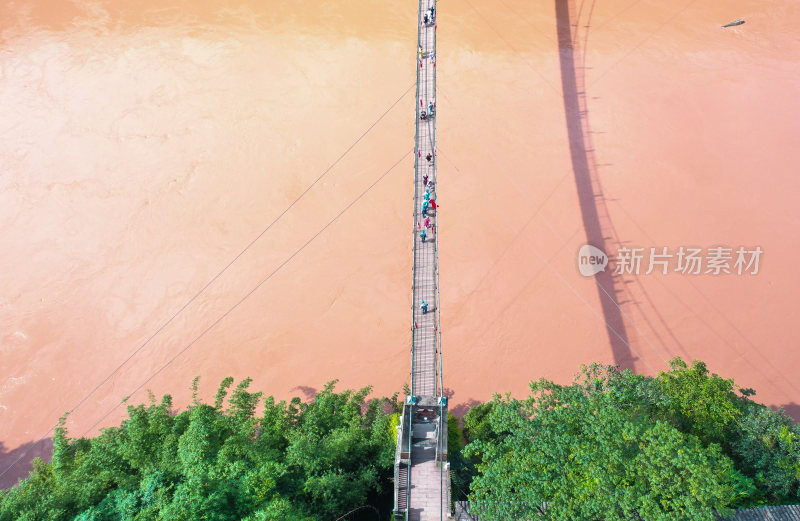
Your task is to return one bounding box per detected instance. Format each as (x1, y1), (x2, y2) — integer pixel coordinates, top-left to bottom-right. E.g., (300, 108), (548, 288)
(554, 0), (634, 368)
(291, 385), (318, 401)
(0, 438), (53, 490)
(777, 402), (800, 424)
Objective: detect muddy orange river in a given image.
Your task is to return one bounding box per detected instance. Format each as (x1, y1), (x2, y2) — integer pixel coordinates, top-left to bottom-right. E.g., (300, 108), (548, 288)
(1, 0), (799, 487)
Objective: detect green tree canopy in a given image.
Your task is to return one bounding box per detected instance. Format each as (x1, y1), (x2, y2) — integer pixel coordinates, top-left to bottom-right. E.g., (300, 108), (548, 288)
(0, 379), (398, 521)
(464, 359), (800, 520)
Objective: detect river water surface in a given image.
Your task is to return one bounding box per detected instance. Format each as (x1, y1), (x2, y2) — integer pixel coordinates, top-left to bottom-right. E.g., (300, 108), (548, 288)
(1, 0), (799, 487)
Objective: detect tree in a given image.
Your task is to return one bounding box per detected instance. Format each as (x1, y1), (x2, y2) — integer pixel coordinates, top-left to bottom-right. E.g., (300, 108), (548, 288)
(731, 401), (800, 501)
(0, 378), (397, 521)
(465, 366), (756, 520)
(656, 358), (742, 445)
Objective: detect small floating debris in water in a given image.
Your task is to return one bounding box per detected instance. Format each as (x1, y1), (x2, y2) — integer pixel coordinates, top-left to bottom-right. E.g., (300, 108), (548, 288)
(722, 19), (745, 28)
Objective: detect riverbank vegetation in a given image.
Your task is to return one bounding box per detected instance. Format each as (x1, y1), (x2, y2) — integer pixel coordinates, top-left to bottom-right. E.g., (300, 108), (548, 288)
(0, 379), (398, 521)
(461, 358), (800, 520)
(2, 358), (798, 521)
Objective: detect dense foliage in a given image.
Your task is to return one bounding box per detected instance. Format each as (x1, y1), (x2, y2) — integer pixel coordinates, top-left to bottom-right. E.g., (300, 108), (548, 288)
(464, 358), (800, 521)
(3, 360), (798, 521)
(446, 412), (474, 500)
(0, 378), (398, 521)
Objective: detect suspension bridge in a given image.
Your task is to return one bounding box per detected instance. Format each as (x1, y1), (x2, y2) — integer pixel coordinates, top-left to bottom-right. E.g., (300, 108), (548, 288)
(393, 0), (451, 519)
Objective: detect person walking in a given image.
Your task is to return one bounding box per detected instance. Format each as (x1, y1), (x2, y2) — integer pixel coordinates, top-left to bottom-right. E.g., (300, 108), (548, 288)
(420, 228), (427, 242)
(422, 201), (429, 214)
(423, 174), (428, 186)
(426, 152), (432, 163)
(421, 299), (428, 314)
(429, 199), (437, 211)
(424, 217), (431, 228)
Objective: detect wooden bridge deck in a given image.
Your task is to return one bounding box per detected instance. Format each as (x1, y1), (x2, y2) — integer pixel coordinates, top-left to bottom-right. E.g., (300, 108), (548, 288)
(404, 0), (450, 519)
(411, 0), (439, 400)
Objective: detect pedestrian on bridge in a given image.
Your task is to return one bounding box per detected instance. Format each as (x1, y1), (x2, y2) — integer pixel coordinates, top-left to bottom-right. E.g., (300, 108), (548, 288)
(424, 190), (430, 201)
(420, 228), (427, 242)
(423, 174), (428, 186)
(422, 201), (429, 214)
(424, 217), (431, 228)
(421, 300), (428, 314)
(426, 152), (432, 163)
(429, 199), (437, 211)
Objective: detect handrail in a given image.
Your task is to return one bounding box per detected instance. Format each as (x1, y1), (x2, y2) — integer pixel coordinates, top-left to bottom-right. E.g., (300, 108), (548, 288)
(430, 0), (443, 400)
(393, 459), (398, 514)
(439, 400), (444, 521)
(406, 408), (413, 520)
(407, 0), (426, 515)
(429, 4), (445, 517)
(410, 0), (423, 399)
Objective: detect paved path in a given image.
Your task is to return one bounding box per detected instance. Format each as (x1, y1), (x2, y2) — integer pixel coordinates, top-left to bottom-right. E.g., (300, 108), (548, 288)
(409, 442), (449, 521)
